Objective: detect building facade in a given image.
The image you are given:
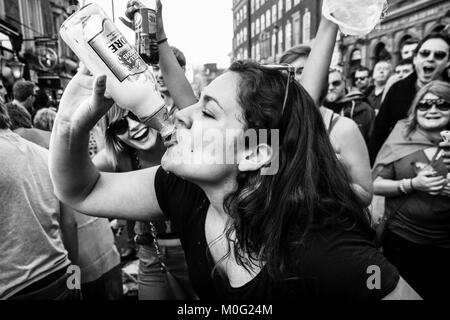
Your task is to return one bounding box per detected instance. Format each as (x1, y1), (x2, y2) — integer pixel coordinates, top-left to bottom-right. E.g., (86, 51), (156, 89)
(340, 0), (450, 79)
(232, 0), (322, 63)
(0, 0), (79, 100)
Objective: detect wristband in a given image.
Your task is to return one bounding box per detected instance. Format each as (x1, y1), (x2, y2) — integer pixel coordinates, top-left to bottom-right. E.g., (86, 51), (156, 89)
(409, 179), (415, 191)
(157, 38), (168, 45)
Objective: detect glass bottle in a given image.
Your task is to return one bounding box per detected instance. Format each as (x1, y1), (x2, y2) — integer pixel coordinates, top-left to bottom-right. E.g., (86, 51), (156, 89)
(60, 3), (174, 139)
(134, 0), (159, 65)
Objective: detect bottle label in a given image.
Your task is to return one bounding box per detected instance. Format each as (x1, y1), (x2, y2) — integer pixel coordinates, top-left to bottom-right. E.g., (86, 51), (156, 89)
(88, 19), (147, 82)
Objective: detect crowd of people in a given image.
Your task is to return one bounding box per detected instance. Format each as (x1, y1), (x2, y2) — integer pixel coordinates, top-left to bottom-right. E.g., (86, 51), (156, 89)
(1, 0), (450, 300)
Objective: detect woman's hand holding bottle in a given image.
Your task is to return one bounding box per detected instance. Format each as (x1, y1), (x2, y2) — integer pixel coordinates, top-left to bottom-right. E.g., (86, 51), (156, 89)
(56, 64), (113, 135)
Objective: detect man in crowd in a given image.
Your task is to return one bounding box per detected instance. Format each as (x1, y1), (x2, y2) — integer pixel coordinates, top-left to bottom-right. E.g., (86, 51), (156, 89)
(366, 60), (393, 112)
(0, 102), (79, 300)
(400, 38), (419, 60)
(394, 58), (415, 80)
(153, 46), (187, 116)
(380, 58), (416, 106)
(6, 80), (38, 120)
(6, 100), (51, 149)
(353, 66), (372, 97)
(369, 32), (450, 163)
(324, 68), (375, 143)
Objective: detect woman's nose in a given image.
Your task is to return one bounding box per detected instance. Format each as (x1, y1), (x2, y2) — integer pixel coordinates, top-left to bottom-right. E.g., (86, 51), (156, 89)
(427, 104), (440, 113)
(173, 104), (197, 129)
(127, 118), (142, 131)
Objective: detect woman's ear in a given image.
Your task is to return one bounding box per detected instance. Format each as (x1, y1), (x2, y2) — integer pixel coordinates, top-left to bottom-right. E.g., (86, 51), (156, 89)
(238, 144), (273, 172)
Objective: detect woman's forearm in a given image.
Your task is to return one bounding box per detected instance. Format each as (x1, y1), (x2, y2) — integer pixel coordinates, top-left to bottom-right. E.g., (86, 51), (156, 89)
(373, 178), (406, 197)
(50, 118), (100, 205)
(351, 183), (373, 207)
(300, 17), (338, 105)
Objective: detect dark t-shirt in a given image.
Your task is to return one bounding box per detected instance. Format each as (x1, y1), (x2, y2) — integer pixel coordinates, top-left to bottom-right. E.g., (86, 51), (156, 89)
(369, 73), (418, 164)
(154, 167), (400, 300)
(377, 150), (450, 247)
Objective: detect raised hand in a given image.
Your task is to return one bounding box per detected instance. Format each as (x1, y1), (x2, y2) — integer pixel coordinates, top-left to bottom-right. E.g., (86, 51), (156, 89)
(119, 0), (166, 40)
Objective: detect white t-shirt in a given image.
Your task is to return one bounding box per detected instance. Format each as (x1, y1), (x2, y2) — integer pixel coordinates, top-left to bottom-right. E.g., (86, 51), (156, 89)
(0, 130), (70, 299)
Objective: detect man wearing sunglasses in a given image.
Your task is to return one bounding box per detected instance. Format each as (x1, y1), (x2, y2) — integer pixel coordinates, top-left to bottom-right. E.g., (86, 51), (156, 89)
(369, 32), (450, 164)
(353, 66), (372, 97)
(324, 69), (375, 143)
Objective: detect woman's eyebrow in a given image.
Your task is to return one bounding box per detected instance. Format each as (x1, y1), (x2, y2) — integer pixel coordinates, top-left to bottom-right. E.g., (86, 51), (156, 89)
(203, 94), (224, 111)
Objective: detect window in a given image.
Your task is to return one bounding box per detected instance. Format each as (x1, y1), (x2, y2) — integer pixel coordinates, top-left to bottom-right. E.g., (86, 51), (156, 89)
(271, 33), (277, 58)
(272, 4), (277, 22)
(256, 17), (260, 35)
(285, 20), (292, 49)
(251, 0), (255, 14)
(278, 27), (284, 54)
(266, 10), (271, 27)
(261, 14), (265, 31)
(19, 0), (45, 43)
(303, 9), (311, 43)
(294, 0), (301, 6)
(256, 42), (260, 61)
(243, 4), (247, 17)
(252, 22), (255, 37)
(285, 0), (291, 12)
(278, 0), (283, 20)
(244, 27), (247, 42)
(292, 13), (301, 46)
(0, 0), (5, 18)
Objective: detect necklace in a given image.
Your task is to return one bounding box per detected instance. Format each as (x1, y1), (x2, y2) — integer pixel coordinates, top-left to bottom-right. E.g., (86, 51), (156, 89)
(132, 149), (142, 170)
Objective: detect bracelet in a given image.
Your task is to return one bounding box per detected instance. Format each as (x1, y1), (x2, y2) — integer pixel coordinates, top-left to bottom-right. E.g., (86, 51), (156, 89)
(409, 178), (415, 191)
(157, 38), (168, 45)
(399, 179), (408, 195)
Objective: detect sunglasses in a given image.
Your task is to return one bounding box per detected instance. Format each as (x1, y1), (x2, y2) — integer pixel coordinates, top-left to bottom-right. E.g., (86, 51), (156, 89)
(107, 111), (141, 135)
(355, 76), (368, 82)
(418, 49), (448, 61)
(330, 80), (344, 87)
(260, 63), (296, 115)
(417, 99), (450, 112)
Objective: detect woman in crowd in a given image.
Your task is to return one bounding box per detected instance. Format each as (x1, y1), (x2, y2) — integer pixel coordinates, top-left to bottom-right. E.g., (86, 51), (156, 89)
(373, 80), (450, 299)
(280, 46), (373, 207)
(93, 104), (193, 300)
(33, 108), (57, 132)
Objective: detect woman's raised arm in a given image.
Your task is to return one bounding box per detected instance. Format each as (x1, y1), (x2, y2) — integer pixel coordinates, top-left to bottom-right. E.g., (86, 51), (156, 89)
(122, 0), (198, 109)
(300, 17), (338, 105)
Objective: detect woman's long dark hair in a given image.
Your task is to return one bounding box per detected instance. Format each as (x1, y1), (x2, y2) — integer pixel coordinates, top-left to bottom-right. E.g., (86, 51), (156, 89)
(223, 60), (373, 280)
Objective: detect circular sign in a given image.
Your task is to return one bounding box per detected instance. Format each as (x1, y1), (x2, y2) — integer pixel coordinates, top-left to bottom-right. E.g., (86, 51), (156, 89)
(37, 47), (58, 70)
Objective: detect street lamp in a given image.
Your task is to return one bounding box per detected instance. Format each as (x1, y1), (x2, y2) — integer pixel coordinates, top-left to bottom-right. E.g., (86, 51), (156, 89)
(8, 54), (25, 80)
